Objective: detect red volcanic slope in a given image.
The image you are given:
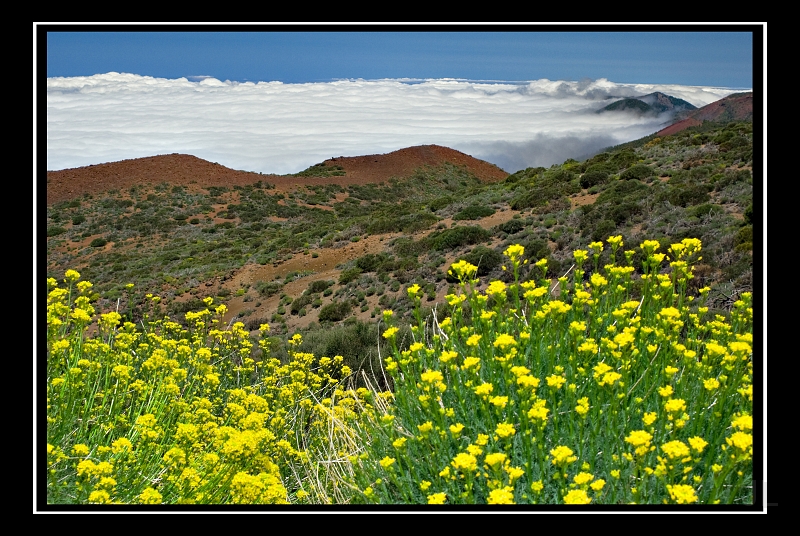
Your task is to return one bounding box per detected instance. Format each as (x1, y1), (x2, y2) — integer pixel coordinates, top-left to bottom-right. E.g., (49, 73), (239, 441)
(45, 145), (508, 205)
(323, 145), (508, 184)
(656, 93), (753, 137)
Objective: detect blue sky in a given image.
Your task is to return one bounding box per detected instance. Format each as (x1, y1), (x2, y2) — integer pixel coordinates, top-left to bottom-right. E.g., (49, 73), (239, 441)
(45, 28), (756, 88)
(42, 26), (760, 174)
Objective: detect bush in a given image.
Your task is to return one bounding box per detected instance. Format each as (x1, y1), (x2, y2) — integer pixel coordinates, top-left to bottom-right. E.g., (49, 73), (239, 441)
(735, 225), (753, 250)
(307, 280), (334, 294)
(89, 238), (107, 248)
(355, 254), (385, 273)
(47, 226), (67, 237)
(318, 300), (353, 322)
(744, 203), (754, 225)
(690, 204), (724, 219)
(668, 184), (712, 207)
(580, 170), (609, 189)
(495, 219), (526, 235)
(255, 280), (284, 298)
(290, 294), (313, 315)
(458, 246), (503, 277)
(339, 267), (362, 285)
(453, 205), (495, 221)
(429, 195), (455, 212)
(620, 164), (654, 181)
(425, 226), (491, 251)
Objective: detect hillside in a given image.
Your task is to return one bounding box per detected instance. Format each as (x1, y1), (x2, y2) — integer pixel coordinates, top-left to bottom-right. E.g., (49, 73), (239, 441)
(46, 118), (754, 375)
(656, 92), (753, 137)
(46, 145), (507, 206)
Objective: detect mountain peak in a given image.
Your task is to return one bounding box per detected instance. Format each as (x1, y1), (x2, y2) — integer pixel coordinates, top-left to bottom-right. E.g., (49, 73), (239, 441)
(597, 92), (697, 116)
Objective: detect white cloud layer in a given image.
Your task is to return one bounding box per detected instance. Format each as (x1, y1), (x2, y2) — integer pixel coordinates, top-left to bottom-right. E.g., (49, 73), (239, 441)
(45, 73), (744, 174)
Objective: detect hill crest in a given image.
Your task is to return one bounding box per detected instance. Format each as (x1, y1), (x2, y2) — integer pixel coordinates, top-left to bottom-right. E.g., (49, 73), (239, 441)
(45, 145), (507, 206)
(655, 92), (753, 137)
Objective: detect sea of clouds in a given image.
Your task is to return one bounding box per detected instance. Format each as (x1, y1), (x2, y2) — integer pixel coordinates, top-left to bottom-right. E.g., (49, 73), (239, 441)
(45, 73), (745, 175)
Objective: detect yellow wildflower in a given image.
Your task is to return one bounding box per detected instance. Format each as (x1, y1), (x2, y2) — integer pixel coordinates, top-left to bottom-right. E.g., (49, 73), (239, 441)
(563, 489), (591, 504)
(667, 484), (698, 504)
(427, 492), (447, 504)
(488, 487), (516, 504)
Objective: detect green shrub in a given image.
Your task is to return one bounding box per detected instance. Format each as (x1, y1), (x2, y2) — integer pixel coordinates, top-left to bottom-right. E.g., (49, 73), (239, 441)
(355, 254), (385, 273)
(690, 204), (723, 219)
(291, 294), (313, 315)
(453, 205), (495, 221)
(307, 280), (334, 294)
(47, 226), (67, 237)
(429, 195), (455, 211)
(255, 281), (284, 298)
(89, 238), (107, 248)
(580, 170), (609, 189)
(620, 164), (655, 181)
(339, 268), (362, 285)
(668, 184), (712, 207)
(735, 225), (753, 250)
(495, 219), (526, 235)
(318, 300), (353, 322)
(425, 226), (491, 251)
(458, 246), (503, 277)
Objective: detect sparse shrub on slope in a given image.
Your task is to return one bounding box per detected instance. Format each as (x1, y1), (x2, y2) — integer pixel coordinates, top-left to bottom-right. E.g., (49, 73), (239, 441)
(453, 205), (495, 221)
(318, 300), (353, 322)
(424, 226), (491, 251)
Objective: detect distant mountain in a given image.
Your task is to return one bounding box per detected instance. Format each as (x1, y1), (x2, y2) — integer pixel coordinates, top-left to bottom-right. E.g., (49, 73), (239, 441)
(656, 92), (753, 136)
(598, 92), (697, 116)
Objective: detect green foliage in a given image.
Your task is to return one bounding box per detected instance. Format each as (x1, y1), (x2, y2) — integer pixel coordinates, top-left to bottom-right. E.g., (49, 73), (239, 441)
(579, 170), (609, 189)
(166, 297), (206, 316)
(735, 225), (754, 251)
(290, 294), (313, 315)
(89, 238), (107, 248)
(355, 253), (388, 273)
(429, 195), (455, 211)
(690, 204), (724, 219)
(339, 267), (362, 285)
(366, 213), (439, 234)
(620, 164), (655, 181)
(453, 204), (495, 221)
(458, 246), (503, 277)
(307, 279), (334, 294)
(318, 300), (353, 322)
(667, 184), (712, 207)
(424, 226), (491, 251)
(495, 219), (526, 236)
(47, 226), (67, 237)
